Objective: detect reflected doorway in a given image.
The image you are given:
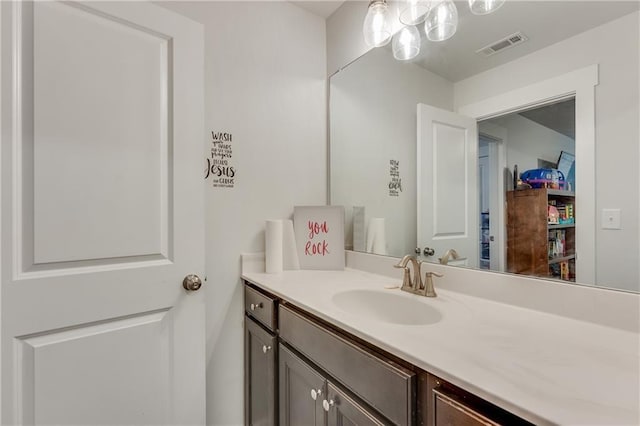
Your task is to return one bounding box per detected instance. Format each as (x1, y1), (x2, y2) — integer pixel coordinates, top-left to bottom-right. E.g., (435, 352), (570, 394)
(478, 98), (576, 280)
(478, 134), (504, 271)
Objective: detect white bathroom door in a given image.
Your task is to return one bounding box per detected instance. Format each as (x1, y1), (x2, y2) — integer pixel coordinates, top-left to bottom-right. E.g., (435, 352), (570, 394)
(417, 104), (478, 267)
(1, 2), (205, 425)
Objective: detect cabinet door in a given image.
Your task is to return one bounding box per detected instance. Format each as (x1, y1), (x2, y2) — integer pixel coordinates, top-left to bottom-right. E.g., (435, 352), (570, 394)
(325, 382), (387, 426)
(279, 345), (326, 426)
(245, 317), (277, 426)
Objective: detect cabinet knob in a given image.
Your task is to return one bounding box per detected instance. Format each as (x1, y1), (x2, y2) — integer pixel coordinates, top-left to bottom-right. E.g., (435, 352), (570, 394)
(262, 345), (271, 354)
(250, 302), (263, 311)
(322, 399), (335, 412)
(310, 388), (322, 400)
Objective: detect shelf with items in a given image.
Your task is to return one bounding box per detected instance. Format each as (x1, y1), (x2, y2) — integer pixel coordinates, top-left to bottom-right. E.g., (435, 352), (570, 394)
(548, 223), (575, 230)
(506, 188), (576, 282)
(548, 254), (576, 264)
(479, 211), (490, 269)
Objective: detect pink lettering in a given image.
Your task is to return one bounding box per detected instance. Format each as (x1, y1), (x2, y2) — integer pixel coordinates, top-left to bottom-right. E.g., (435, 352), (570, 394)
(307, 221), (329, 239)
(305, 240), (330, 256)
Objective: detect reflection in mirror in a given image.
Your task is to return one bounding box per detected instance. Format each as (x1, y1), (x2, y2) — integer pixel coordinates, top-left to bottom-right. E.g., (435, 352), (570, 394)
(329, 1), (639, 293)
(480, 100), (576, 281)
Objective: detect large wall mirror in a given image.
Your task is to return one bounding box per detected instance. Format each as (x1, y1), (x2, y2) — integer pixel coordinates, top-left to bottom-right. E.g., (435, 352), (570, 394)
(329, 1), (639, 293)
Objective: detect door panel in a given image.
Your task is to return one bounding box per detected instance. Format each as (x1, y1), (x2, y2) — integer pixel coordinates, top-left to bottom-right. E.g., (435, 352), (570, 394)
(33, 1), (168, 264)
(279, 345), (325, 426)
(245, 318), (277, 426)
(17, 311), (171, 425)
(417, 104), (478, 267)
(326, 382), (386, 426)
(1, 1), (205, 425)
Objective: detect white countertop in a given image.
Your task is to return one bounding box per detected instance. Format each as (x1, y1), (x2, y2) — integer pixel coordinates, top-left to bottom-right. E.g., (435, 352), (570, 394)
(242, 268), (640, 426)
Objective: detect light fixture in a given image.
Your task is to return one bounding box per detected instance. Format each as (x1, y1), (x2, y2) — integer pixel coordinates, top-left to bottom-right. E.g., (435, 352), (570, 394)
(363, 0), (392, 48)
(468, 0), (505, 15)
(425, 0), (458, 42)
(363, 0), (507, 61)
(399, 0), (431, 26)
(393, 25), (421, 61)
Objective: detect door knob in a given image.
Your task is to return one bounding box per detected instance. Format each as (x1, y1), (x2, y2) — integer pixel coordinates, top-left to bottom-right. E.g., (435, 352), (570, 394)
(423, 247), (435, 256)
(322, 399), (335, 412)
(262, 345), (272, 354)
(182, 274), (202, 291)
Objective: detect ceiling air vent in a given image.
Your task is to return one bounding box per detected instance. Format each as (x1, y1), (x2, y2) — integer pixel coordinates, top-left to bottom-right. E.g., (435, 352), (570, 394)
(476, 32), (528, 57)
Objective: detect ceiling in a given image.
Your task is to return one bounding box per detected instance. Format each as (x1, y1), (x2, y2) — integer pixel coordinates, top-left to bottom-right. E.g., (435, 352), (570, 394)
(518, 99), (576, 139)
(309, 1), (638, 82)
(290, 1), (345, 18)
(396, 1), (640, 82)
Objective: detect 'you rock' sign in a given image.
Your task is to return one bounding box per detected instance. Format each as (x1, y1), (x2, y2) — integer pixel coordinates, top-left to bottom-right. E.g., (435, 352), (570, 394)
(294, 206), (345, 270)
(306, 220), (330, 256)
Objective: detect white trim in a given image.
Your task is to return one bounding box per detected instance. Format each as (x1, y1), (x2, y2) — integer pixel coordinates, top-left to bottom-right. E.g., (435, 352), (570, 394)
(458, 65), (598, 285)
(478, 126), (507, 273)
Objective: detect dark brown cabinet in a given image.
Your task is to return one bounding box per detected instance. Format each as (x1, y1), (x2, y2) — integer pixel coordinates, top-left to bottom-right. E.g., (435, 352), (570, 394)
(245, 318), (277, 426)
(245, 284), (279, 426)
(325, 382), (387, 426)
(506, 188), (576, 281)
(245, 282), (533, 426)
(279, 344), (387, 426)
(422, 373), (532, 426)
(278, 345), (325, 426)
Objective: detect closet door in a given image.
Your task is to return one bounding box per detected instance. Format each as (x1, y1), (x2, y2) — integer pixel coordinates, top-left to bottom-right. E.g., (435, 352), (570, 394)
(0, 2), (205, 424)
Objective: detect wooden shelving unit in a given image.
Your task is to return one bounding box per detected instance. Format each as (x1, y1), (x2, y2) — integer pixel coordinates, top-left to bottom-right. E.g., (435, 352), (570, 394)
(506, 188), (575, 281)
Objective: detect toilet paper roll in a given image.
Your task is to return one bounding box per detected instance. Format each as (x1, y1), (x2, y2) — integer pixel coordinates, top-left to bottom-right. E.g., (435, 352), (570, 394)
(265, 220), (283, 273)
(366, 218), (386, 255)
(282, 219), (300, 270)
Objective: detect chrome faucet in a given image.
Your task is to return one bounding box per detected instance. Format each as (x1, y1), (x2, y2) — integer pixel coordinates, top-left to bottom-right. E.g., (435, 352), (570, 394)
(439, 249), (459, 265)
(394, 255), (445, 297)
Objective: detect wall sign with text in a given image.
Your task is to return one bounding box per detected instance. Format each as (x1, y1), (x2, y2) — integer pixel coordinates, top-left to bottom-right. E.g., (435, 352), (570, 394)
(389, 159), (402, 196)
(205, 131), (236, 188)
(293, 206), (345, 270)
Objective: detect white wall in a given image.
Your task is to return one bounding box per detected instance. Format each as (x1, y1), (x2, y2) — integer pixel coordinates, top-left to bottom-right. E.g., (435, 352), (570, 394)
(159, 2), (327, 424)
(330, 47), (453, 257)
(455, 12), (639, 292)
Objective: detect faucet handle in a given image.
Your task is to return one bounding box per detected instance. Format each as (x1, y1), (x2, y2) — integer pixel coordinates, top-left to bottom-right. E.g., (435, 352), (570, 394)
(422, 271), (443, 297)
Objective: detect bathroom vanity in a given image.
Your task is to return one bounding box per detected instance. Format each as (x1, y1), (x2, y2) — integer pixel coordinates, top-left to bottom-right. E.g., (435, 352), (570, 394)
(244, 282), (530, 425)
(242, 254), (639, 426)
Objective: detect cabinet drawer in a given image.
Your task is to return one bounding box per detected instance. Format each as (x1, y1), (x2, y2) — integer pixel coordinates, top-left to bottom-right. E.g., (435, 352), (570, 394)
(245, 285), (277, 331)
(433, 389), (499, 426)
(279, 305), (415, 426)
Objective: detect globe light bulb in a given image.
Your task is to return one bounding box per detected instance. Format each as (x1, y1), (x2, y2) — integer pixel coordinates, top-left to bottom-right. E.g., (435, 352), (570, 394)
(469, 0), (505, 15)
(393, 25), (421, 61)
(399, 0), (430, 25)
(363, 0), (392, 48)
(425, 0), (458, 42)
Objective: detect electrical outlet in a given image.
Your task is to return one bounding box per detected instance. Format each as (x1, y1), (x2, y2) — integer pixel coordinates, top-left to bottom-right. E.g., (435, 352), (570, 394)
(601, 209), (621, 230)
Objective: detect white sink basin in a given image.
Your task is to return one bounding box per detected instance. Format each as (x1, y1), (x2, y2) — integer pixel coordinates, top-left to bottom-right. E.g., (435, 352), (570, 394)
(331, 289), (442, 325)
